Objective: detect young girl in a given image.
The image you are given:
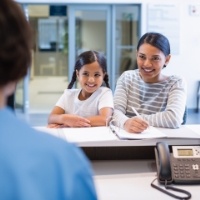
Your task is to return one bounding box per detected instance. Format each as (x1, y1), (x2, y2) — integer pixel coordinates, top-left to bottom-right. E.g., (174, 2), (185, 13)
(48, 50), (113, 128)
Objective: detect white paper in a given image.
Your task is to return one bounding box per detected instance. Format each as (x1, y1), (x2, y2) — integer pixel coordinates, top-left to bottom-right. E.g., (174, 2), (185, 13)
(110, 125), (166, 140)
(61, 126), (118, 143)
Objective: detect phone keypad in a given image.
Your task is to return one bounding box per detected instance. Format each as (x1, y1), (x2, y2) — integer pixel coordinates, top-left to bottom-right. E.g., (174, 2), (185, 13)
(171, 156), (200, 183)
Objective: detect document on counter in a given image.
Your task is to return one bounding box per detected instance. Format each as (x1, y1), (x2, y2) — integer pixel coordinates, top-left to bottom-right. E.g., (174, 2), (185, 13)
(61, 126), (118, 143)
(33, 125), (200, 144)
(34, 126), (167, 141)
(110, 124), (166, 140)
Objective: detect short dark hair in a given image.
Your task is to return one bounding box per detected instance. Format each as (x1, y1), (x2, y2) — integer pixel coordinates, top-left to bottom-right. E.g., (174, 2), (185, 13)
(137, 32), (170, 56)
(68, 50), (110, 88)
(0, 0), (32, 86)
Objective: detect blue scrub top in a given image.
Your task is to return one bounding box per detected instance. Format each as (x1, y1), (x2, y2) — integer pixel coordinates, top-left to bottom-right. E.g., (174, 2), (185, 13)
(0, 107), (97, 200)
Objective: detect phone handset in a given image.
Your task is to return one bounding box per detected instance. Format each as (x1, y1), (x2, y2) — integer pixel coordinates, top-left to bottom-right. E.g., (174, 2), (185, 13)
(152, 142), (192, 199)
(155, 142), (173, 184)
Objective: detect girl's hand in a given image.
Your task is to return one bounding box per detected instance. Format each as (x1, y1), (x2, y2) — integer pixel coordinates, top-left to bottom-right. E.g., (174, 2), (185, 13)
(124, 116), (149, 133)
(47, 123), (62, 128)
(62, 114), (91, 127)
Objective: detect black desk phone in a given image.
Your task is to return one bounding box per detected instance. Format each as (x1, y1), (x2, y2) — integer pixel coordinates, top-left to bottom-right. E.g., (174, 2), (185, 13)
(155, 142), (200, 185)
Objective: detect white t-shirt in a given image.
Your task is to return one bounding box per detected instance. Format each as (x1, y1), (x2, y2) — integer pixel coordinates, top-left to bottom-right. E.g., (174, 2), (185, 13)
(56, 87), (114, 117)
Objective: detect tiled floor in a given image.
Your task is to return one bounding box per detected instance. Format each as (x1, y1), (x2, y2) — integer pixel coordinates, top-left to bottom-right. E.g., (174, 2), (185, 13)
(16, 109), (200, 127)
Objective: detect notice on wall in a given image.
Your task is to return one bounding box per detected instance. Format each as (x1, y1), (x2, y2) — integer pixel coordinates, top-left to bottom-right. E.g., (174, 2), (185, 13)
(147, 4), (180, 55)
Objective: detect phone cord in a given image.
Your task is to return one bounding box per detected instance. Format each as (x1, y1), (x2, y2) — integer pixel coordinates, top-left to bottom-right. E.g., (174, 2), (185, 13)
(151, 178), (192, 200)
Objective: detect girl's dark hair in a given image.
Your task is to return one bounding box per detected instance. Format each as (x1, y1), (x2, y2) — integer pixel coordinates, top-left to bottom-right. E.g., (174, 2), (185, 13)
(0, 0), (32, 86)
(137, 32), (170, 56)
(68, 50), (110, 89)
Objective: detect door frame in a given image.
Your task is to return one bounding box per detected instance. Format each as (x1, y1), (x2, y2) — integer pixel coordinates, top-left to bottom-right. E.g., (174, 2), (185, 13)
(68, 5), (113, 89)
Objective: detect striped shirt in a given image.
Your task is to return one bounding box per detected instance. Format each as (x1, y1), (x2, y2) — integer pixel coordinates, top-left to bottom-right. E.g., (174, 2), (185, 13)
(113, 69), (187, 129)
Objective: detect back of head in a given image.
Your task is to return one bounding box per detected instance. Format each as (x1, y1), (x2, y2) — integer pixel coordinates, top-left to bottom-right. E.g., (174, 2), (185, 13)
(0, 0), (32, 86)
(137, 32), (170, 56)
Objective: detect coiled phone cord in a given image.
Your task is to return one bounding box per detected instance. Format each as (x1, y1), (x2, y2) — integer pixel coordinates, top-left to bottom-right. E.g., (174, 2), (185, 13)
(151, 178), (192, 200)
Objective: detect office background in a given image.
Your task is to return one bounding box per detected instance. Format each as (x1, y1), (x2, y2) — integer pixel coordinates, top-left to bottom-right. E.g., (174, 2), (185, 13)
(11, 2), (200, 199)
(16, 0), (200, 124)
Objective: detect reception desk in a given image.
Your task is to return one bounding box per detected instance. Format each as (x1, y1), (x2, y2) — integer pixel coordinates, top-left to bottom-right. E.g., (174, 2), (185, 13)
(35, 125), (200, 160)
(92, 159), (200, 200)
(35, 125), (200, 147)
(34, 125), (200, 200)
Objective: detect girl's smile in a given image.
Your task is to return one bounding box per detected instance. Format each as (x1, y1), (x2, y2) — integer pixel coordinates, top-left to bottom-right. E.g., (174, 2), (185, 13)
(76, 61), (105, 100)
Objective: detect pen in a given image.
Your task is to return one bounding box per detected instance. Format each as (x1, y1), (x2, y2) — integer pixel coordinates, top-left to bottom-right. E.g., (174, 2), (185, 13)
(131, 107), (142, 119)
(132, 107), (150, 129)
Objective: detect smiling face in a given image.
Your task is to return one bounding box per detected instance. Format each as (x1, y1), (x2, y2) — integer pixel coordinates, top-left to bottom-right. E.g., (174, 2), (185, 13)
(76, 61), (105, 99)
(137, 43), (171, 83)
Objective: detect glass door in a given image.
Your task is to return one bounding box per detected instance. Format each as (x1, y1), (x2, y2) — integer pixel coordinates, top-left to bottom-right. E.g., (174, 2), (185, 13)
(16, 4), (69, 114)
(68, 5), (112, 88)
(68, 5), (140, 91)
(114, 5), (141, 82)
(16, 3), (141, 115)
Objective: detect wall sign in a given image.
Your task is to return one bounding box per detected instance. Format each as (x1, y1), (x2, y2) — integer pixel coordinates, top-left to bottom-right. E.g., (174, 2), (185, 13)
(147, 4), (180, 55)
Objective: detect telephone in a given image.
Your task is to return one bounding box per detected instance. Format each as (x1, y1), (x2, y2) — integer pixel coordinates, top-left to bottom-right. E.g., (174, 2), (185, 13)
(155, 142), (200, 184)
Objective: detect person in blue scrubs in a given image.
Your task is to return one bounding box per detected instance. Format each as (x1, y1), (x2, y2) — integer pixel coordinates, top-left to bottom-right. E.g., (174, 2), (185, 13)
(0, 0), (97, 199)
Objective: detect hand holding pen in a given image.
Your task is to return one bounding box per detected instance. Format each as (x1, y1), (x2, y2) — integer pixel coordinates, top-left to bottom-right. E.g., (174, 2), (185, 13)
(132, 107), (149, 126)
(123, 107), (149, 133)
(131, 107), (143, 119)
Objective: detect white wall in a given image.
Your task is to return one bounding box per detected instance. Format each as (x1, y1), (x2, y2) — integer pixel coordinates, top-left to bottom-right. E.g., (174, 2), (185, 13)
(17, 0), (200, 109)
(168, 0), (200, 110)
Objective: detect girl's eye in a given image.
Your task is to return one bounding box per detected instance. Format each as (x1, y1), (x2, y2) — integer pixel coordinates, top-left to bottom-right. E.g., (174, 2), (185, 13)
(138, 55), (145, 60)
(94, 74), (101, 77)
(82, 72), (89, 76)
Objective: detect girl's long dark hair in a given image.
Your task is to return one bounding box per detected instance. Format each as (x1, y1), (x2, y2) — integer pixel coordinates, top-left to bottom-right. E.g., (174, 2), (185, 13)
(68, 50), (110, 89)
